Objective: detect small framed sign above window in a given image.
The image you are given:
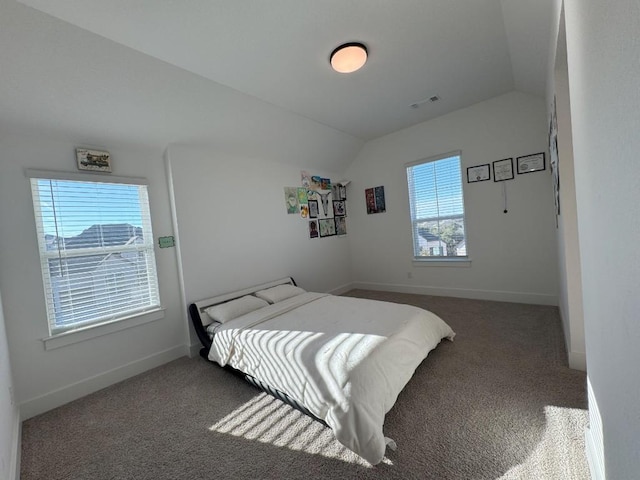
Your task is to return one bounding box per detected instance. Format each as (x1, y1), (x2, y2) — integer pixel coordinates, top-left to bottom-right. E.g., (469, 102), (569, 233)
(76, 148), (112, 173)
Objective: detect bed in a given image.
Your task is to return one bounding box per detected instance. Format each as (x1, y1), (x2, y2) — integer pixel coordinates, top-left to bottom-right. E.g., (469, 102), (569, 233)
(189, 277), (455, 465)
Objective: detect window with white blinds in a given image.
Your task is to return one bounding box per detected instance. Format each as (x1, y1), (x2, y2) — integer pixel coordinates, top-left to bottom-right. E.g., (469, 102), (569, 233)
(29, 173), (161, 335)
(406, 152), (467, 259)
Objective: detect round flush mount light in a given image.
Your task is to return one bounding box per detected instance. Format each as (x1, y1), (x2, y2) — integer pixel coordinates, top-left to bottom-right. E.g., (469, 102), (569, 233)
(330, 42), (368, 73)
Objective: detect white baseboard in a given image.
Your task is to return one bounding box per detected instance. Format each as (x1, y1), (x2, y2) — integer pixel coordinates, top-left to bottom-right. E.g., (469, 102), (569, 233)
(328, 282), (355, 296)
(568, 350), (587, 371)
(20, 345), (186, 420)
(350, 281), (558, 305)
(11, 411), (21, 480)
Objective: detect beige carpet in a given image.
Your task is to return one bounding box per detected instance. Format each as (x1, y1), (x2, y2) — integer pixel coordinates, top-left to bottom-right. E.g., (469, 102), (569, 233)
(21, 291), (590, 479)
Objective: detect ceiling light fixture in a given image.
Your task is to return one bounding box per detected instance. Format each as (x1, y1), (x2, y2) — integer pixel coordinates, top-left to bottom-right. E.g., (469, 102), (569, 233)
(330, 42), (368, 73)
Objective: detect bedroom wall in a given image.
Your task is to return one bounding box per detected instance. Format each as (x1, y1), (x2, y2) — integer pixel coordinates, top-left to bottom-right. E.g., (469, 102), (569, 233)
(167, 145), (353, 349)
(563, 0), (640, 478)
(0, 133), (185, 419)
(0, 289), (20, 480)
(549, 10), (586, 371)
(343, 91), (558, 304)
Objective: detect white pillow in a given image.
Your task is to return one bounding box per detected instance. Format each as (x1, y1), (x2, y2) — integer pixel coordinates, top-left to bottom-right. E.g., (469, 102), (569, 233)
(254, 284), (306, 304)
(204, 295), (269, 324)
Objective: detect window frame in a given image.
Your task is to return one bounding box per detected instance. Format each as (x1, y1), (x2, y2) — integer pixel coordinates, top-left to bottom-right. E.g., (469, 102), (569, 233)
(405, 151), (471, 266)
(26, 169), (164, 348)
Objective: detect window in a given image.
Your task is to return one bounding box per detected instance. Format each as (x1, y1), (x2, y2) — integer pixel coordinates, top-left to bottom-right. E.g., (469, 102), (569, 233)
(29, 172), (161, 336)
(406, 152), (467, 260)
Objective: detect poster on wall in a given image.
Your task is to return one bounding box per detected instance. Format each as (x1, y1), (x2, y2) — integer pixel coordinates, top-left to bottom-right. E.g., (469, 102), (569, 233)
(284, 187), (299, 214)
(366, 186), (386, 214)
(297, 187), (308, 205)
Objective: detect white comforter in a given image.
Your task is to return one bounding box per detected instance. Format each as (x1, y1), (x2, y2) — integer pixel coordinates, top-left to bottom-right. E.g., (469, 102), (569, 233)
(208, 292), (455, 464)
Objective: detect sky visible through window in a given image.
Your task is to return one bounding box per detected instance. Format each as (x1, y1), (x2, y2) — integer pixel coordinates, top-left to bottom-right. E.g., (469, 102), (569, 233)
(411, 156), (463, 220)
(37, 179), (144, 237)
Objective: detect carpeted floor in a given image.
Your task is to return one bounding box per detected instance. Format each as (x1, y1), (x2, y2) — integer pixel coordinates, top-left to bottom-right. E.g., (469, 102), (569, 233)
(20, 291), (590, 479)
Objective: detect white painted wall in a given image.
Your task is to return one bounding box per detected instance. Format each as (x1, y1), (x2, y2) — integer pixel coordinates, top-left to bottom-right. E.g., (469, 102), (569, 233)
(563, 1), (640, 477)
(168, 145), (353, 348)
(0, 289), (20, 480)
(0, 132), (185, 419)
(344, 92), (558, 304)
(550, 10), (586, 371)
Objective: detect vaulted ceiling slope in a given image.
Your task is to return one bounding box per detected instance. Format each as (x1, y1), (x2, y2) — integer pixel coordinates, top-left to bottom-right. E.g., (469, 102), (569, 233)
(3, 0), (552, 161)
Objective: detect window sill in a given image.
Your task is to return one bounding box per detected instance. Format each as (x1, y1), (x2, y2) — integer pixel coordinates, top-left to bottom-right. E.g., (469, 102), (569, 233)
(42, 308), (166, 351)
(412, 258), (472, 268)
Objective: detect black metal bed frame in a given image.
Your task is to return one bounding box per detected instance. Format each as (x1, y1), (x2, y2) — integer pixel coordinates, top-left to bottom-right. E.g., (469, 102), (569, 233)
(188, 278), (327, 426)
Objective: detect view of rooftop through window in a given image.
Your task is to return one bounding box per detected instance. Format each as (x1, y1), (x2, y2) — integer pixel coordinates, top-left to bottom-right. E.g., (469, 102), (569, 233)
(407, 154), (467, 258)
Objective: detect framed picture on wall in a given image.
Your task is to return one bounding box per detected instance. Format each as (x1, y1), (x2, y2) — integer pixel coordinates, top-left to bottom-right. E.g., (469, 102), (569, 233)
(333, 200), (346, 216)
(467, 164), (490, 183)
(309, 220), (319, 239)
(318, 218), (336, 237)
(492, 158), (514, 182)
(76, 148), (112, 173)
(308, 200), (319, 218)
(517, 153), (546, 174)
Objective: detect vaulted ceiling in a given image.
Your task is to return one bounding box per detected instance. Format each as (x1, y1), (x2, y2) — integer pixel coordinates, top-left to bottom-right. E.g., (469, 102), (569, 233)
(2, 0), (553, 159)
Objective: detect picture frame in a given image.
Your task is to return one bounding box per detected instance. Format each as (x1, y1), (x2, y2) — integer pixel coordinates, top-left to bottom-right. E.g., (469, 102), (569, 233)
(76, 148), (112, 173)
(308, 199), (319, 219)
(318, 218), (336, 237)
(308, 220), (319, 239)
(335, 216), (347, 236)
(517, 152), (546, 174)
(333, 200), (346, 216)
(467, 164), (490, 183)
(492, 158), (514, 182)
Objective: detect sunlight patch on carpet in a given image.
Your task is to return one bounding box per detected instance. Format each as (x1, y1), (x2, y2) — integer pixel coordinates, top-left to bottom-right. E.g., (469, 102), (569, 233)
(498, 405), (588, 480)
(208, 393), (376, 467)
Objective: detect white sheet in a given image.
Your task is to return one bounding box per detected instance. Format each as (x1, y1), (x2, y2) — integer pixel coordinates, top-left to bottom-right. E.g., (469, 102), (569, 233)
(208, 292), (455, 464)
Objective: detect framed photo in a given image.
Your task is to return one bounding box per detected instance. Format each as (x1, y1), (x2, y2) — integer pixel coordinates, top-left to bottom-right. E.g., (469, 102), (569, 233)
(308, 220), (319, 239)
(76, 148), (111, 173)
(492, 158), (514, 182)
(308, 199), (319, 219)
(467, 164), (490, 183)
(318, 218), (336, 237)
(333, 200), (346, 216)
(517, 153), (546, 174)
(339, 185), (347, 200)
(335, 216), (347, 236)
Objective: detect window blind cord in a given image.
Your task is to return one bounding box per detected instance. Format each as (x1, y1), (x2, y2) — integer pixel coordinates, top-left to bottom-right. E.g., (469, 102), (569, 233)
(48, 181), (65, 277)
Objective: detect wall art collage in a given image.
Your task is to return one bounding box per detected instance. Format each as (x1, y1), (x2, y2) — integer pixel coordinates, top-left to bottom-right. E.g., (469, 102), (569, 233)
(284, 171), (348, 239)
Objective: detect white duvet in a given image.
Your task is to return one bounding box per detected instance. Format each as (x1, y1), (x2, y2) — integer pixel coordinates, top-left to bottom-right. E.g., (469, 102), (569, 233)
(208, 292), (455, 465)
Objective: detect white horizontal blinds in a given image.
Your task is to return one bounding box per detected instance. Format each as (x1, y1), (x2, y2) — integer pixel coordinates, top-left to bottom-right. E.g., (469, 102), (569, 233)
(30, 178), (160, 334)
(406, 154), (467, 258)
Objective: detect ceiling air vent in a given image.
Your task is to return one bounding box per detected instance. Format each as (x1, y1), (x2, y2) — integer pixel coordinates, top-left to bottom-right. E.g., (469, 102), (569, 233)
(410, 95), (440, 109)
